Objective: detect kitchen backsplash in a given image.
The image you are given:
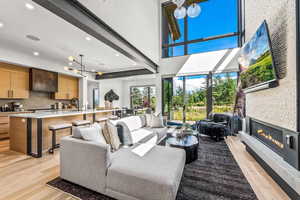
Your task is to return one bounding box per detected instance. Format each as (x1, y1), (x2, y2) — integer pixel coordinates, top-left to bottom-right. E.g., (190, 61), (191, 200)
(0, 91), (71, 110)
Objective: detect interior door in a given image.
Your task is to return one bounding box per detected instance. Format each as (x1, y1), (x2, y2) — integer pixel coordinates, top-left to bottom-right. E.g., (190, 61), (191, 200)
(10, 71), (29, 99)
(0, 69), (11, 98)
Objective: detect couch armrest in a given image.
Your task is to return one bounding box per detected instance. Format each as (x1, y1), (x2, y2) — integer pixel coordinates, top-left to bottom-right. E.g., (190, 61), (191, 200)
(60, 136), (110, 194)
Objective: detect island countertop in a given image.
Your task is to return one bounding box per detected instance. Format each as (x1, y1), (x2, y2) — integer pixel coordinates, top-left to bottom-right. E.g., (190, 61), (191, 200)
(9, 109), (123, 119)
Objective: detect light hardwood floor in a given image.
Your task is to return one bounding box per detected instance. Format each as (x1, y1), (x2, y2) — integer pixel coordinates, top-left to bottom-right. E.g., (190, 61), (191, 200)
(0, 137), (290, 200)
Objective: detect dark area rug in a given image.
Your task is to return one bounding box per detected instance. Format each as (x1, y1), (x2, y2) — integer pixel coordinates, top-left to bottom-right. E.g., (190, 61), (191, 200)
(47, 136), (258, 200)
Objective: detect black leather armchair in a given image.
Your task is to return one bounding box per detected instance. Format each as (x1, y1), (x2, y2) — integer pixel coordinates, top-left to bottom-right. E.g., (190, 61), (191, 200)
(196, 113), (233, 141)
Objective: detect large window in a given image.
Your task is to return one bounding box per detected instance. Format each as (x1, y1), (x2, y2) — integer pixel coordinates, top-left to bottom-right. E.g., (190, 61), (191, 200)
(130, 86), (156, 111)
(162, 0), (242, 58)
(162, 72), (238, 123)
(212, 72), (238, 113)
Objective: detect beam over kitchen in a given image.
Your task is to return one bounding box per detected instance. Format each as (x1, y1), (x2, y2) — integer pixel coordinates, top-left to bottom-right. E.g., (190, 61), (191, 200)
(33, 0), (158, 73)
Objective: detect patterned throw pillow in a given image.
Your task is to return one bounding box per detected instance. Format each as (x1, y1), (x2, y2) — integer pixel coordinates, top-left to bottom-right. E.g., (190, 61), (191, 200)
(106, 121), (121, 151)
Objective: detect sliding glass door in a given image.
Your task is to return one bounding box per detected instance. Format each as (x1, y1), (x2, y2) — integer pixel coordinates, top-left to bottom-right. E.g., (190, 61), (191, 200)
(130, 86), (156, 112)
(212, 72), (238, 113)
(185, 75), (208, 123)
(162, 72), (238, 124)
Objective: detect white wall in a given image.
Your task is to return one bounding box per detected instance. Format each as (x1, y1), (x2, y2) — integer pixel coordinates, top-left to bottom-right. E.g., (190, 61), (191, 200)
(79, 0), (160, 64)
(98, 79), (124, 108)
(245, 0), (297, 131)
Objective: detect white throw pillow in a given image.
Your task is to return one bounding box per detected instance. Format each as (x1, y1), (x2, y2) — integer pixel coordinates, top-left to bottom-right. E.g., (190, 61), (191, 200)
(80, 124), (107, 144)
(150, 115), (164, 128)
(107, 121), (121, 151)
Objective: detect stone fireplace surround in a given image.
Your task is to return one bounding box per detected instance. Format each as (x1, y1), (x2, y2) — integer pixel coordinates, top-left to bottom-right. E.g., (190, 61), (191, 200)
(240, 117), (300, 200)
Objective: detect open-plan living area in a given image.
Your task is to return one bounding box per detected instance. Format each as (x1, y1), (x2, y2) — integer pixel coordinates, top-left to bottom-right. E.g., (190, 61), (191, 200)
(0, 0), (299, 199)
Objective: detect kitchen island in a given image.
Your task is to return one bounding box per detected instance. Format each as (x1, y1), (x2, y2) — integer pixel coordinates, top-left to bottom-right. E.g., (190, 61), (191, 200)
(9, 109), (122, 158)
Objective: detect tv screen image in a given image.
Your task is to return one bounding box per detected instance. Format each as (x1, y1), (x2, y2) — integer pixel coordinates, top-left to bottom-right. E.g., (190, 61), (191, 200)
(238, 21), (277, 90)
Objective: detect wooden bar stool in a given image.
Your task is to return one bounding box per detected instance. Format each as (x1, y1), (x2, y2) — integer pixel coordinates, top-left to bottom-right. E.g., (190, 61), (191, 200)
(48, 123), (72, 154)
(72, 120), (91, 127)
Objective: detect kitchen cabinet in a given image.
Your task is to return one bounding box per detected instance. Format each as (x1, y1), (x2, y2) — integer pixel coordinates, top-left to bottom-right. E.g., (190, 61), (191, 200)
(0, 63), (29, 99)
(54, 74), (79, 100)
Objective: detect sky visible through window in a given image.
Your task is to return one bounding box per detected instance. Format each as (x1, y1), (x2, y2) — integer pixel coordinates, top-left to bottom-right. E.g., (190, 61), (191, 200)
(169, 0), (238, 56)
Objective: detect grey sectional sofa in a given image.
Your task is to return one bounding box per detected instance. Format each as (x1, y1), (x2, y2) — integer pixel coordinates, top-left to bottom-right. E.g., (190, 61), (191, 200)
(60, 136), (186, 200)
(112, 115), (168, 146)
(60, 115), (186, 200)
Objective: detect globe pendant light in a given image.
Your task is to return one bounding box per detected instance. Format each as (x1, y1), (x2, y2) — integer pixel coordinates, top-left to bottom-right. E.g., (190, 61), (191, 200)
(174, 6), (187, 19)
(187, 3), (201, 18)
(172, 0), (185, 8)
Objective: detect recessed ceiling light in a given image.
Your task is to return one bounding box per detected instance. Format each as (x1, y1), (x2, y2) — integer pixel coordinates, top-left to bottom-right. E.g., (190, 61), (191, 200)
(0, 22), (4, 28)
(26, 35), (40, 41)
(85, 36), (91, 41)
(115, 53), (120, 57)
(33, 51), (39, 56)
(68, 62), (73, 66)
(25, 3), (35, 10)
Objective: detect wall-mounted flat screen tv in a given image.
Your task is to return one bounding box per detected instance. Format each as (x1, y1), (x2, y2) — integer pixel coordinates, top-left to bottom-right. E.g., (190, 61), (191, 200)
(30, 68), (58, 93)
(238, 21), (278, 91)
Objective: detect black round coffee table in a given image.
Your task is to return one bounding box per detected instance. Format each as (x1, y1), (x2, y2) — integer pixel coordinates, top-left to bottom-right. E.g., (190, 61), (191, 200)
(166, 135), (199, 164)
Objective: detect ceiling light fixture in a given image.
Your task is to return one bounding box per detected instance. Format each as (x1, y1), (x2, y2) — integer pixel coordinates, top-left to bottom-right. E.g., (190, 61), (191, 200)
(115, 53), (120, 57)
(0, 22), (4, 28)
(33, 51), (39, 56)
(85, 36), (91, 41)
(173, 0), (202, 19)
(68, 62), (73, 66)
(25, 3), (35, 10)
(65, 54), (104, 77)
(68, 56), (75, 62)
(26, 35), (40, 42)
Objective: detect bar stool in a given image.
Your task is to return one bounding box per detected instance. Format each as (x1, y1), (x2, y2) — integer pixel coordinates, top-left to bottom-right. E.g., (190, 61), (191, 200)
(48, 123), (72, 154)
(72, 120), (91, 127)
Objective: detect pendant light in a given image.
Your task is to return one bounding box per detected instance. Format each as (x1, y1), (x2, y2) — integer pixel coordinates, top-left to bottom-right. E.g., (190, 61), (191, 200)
(174, 6), (187, 19)
(187, 3), (201, 18)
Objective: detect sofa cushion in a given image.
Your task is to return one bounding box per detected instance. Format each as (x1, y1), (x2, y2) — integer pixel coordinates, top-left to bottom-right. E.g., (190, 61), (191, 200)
(150, 115), (164, 128)
(107, 146), (186, 200)
(119, 116), (143, 131)
(116, 121), (133, 146)
(80, 124), (107, 144)
(131, 128), (155, 144)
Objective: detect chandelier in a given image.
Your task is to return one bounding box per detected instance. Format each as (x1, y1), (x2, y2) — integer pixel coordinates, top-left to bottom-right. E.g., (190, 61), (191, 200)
(65, 54), (103, 77)
(173, 0), (202, 19)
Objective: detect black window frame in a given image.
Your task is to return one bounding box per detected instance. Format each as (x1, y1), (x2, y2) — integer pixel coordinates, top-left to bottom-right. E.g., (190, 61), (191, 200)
(161, 0), (245, 58)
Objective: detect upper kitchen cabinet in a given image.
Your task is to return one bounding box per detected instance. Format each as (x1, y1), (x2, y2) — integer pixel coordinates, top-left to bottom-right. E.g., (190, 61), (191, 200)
(0, 63), (29, 99)
(54, 74), (79, 100)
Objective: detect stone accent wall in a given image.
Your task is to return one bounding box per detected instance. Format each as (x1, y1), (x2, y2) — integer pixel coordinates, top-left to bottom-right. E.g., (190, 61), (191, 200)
(245, 0), (297, 131)
(0, 91), (70, 110)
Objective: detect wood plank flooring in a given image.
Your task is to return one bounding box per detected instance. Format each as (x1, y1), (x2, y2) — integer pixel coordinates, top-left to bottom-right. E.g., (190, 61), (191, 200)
(0, 137), (290, 200)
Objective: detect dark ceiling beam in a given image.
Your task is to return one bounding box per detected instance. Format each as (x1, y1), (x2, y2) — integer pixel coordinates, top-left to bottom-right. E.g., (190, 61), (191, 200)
(33, 0), (158, 73)
(95, 69), (153, 80)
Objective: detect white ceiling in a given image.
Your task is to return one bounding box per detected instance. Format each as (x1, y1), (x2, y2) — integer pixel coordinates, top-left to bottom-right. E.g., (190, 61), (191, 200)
(0, 0), (144, 74)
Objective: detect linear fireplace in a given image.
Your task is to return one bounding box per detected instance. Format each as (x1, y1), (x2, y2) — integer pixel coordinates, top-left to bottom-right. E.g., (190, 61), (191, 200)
(248, 118), (300, 170)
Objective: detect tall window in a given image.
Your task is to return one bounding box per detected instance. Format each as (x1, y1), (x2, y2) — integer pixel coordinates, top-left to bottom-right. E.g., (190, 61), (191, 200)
(162, 0), (242, 58)
(212, 72), (238, 113)
(130, 86), (156, 111)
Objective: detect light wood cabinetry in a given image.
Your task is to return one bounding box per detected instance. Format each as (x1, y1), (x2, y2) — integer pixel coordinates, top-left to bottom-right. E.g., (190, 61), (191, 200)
(0, 63), (29, 99)
(54, 74), (79, 100)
